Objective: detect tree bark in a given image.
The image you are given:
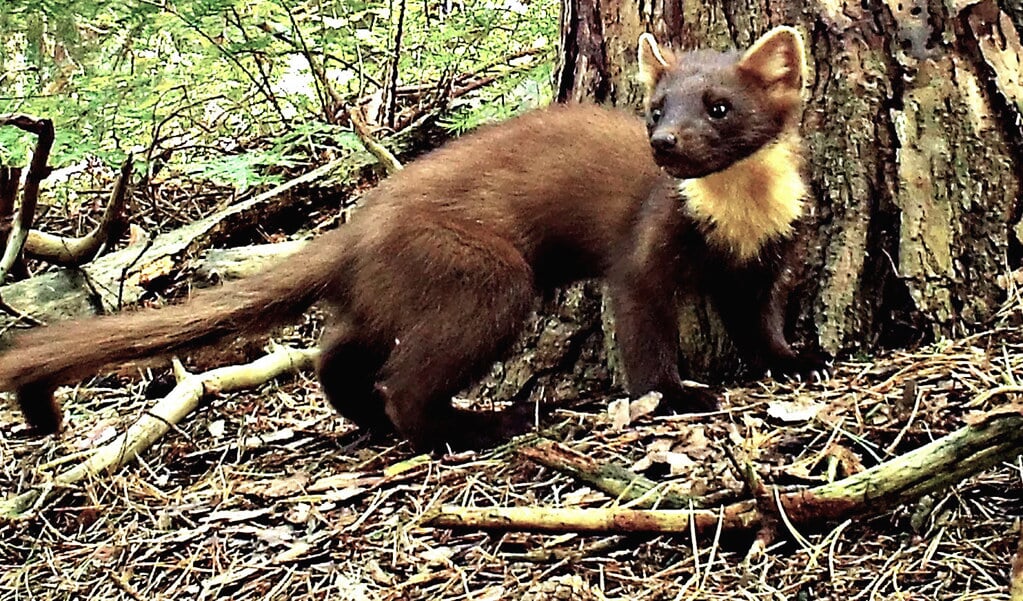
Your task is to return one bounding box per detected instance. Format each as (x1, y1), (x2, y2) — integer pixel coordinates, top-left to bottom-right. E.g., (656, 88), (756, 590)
(557, 0), (1023, 373)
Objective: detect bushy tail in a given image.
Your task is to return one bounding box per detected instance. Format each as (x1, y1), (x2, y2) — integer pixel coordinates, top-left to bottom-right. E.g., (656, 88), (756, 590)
(0, 228), (350, 431)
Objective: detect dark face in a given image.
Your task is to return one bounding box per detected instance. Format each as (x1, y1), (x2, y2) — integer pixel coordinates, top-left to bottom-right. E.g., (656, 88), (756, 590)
(646, 50), (789, 179)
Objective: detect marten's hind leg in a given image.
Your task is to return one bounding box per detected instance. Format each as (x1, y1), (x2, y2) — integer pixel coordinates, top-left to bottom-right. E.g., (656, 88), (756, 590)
(377, 296), (535, 451)
(372, 235), (537, 451)
(316, 318), (392, 434)
(16, 381), (61, 434)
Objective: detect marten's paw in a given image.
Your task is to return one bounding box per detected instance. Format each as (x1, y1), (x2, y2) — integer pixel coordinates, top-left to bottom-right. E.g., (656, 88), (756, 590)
(657, 384), (720, 414)
(767, 351), (833, 384)
(441, 404), (536, 451)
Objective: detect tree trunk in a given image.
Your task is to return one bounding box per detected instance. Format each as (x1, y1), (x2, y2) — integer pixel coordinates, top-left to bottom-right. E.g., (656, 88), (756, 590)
(557, 0), (1023, 374)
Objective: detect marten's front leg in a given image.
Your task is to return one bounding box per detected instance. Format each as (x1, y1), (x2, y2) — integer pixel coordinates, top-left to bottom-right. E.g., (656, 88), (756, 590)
(608, 254), (719, 414)
(709, 259), (830, 381)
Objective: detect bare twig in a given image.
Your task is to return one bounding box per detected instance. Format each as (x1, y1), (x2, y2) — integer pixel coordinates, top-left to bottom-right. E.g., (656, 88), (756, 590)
(0, 114), (54, 282)
(1, 345), (319, 518)
(385, 0), (407, 128)
(426, 406), (1023, 536)
(517, 438), (694, 509)
(253, 21), (403, 174)
(24, 156), (133, 266)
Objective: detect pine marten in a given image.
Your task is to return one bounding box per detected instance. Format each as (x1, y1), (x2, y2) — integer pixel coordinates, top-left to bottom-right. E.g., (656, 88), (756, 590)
(609, 28), (830, 410)
(0, 26), (826, 451)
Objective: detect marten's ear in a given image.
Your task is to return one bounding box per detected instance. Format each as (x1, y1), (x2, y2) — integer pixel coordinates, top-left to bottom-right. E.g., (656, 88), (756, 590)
(737, 26), (806, 93)
(637, 33), (676, 96)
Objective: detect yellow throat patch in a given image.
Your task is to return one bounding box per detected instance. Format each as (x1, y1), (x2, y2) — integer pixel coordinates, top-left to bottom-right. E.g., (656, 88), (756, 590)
(679, 136), (806, 261)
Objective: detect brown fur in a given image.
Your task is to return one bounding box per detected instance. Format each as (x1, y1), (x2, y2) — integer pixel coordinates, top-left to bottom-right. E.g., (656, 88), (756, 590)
(1, 27), (825, 450)
(1, 105), (663, 449)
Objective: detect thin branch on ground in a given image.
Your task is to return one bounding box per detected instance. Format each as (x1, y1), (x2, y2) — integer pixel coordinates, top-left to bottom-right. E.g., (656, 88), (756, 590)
(426, 404), (1023, 536)
(1, 344), (318, 518)
(24, 156), (133, 266)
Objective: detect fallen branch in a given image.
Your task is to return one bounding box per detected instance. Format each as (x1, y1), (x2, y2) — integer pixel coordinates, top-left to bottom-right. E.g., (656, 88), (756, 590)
(426, 406), (1023, 536)
(425, 505), (736, 535)
(0, 167), (25, 279)
(1, 344), (318, 518)
(348, 107), (403, 174)
(0, 114), (54, 282)
(24, 156), (132, 266)
(517, 438), (695, 509)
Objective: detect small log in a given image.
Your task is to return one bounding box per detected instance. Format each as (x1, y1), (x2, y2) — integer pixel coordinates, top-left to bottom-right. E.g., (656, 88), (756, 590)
(193, 241), (307, 282)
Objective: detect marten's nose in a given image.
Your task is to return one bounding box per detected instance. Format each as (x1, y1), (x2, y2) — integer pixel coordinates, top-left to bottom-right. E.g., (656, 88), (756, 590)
(650, 131), (678, 151)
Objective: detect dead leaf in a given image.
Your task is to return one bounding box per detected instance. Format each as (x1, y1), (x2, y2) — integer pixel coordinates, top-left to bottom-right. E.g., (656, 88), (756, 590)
(824, 443), (865, 477)
(272, 541), (313, 564)
(79, 424), (118, 450)
(252, 525), (294, 547)
(207, 419), (226, 438)
(126, 223), (148, 246)
(235, 472), (310, 499)
(630, 391), (662, 421)
(309, 472), (382, 492)
(285, 503), (311, 525)
(202, 508), (271, 523)
(420, 546), (455, 566)
(608, 398), (631, 430)
(561, 487), (604, 507)
(767, 398), (824, 423)
(322, 487), (367, 502)
(667, 452), (698, 474)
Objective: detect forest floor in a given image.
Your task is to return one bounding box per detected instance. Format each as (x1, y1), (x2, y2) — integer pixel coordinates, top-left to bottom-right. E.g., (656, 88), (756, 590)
(2, 173), (1022, 601)
(3, 287), (1021, 601)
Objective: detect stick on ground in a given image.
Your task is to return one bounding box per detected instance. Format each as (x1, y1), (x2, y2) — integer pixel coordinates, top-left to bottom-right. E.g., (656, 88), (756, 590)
(1, 345), (318, 518)
(426, 404), (1023, 536)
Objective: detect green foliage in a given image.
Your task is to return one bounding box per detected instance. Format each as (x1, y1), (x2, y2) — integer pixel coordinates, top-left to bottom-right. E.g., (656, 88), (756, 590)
(0, 0), (558, 193)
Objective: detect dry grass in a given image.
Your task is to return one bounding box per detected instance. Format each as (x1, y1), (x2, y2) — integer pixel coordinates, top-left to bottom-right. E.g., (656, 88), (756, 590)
(2, 318), (1022, 600)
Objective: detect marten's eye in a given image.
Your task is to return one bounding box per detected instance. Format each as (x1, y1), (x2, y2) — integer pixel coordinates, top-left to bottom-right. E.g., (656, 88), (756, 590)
(707, 100), (730, 119)
(649, 106), (663, 122)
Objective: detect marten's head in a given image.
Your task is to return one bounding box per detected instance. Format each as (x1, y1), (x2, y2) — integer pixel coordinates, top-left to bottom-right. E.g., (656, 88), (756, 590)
(637, 27), (806, 180)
